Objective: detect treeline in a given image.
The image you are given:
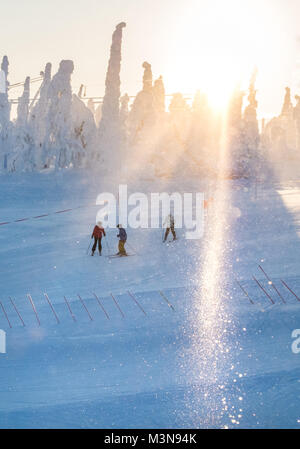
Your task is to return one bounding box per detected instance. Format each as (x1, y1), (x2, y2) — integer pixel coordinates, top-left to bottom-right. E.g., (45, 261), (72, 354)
(0, 23), (296, 178)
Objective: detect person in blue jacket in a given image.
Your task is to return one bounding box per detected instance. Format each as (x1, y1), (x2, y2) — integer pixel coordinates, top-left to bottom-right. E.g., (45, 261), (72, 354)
(116, 224), (127, 256)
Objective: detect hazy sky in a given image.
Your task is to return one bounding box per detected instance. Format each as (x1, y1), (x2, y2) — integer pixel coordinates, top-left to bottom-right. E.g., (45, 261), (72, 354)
(1, 0), (300, 118)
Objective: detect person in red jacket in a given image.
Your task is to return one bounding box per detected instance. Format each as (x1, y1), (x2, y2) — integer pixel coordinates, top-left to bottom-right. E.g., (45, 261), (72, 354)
(91, 221), (106, 256)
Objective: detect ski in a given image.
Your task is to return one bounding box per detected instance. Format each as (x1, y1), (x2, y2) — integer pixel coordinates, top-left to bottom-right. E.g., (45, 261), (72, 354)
(164, 238), (179, 244)
(106, 254), (135, 258)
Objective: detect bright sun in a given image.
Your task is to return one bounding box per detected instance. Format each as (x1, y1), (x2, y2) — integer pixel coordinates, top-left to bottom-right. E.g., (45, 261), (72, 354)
(167, 0), (282, 111)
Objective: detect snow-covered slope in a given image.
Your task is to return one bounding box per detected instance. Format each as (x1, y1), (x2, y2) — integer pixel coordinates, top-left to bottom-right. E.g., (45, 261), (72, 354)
(1, 170), (300, 428)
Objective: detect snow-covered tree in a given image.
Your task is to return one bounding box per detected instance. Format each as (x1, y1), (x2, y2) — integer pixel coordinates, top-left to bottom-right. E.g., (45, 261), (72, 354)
(10, 77), (36, 171)
(147, 92), (191, 178)
(169, 92), (190, 143)
(244, 70), (259, 157)
(94, 102), (102, 126)
(0, 56), (12, 172)
(263, 85), (298, 160)
(242, 69), (260, 175)
(29, 63), (52, 168)
(294, 95), (300, 151)
(43, 60), (81, 168)
(153, 76), (165, 115)
(281, 87), (293, 116)
(120, 93), (129, 137)
(142, 61), (152, 92)
(227, 85), (245, 176)
(98, 22), (126, 171)
(16, 76), (30, 127)
(280, 87), (297, 150)
(71, 94), (98, 164)
(87, 98), (95, 115)
(128, 61), (155, 144)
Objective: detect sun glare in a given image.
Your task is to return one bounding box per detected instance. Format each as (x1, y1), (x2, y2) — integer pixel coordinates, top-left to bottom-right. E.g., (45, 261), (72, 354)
(168, 0), (282, 111)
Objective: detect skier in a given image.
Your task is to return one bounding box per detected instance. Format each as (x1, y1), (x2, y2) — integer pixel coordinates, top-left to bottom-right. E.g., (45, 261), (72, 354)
(116, 224), (127, 256)
(163, 213), (176, 242)
(91, 221), (106, 256)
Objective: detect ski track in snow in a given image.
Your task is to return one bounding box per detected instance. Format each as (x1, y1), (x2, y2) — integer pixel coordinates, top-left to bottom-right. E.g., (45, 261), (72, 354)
(1, 170), (300, 428)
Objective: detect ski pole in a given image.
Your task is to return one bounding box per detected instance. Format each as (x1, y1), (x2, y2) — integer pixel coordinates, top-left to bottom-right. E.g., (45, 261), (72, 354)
(258, 265), (286, 304)
(127, 291), (147, 316)
(77, 294), (93, 321)
(105, 236), (111, 255)
(9, 296), (25, 326)
(86, 239), (92, 255)
(27, 294), (41, 326)
(281, 280), (300, 302)
(252, 276), (275, 305)
(64, 296), (76, 322)
(93, 292), (110, 319)
(159, 291), (175, 312)
(235, 279), (254, 304)
(111, 293), (125, 318)
(44, 293), (60, 324)
(127, 242), (138, 255)
(0, 300), (12, 328)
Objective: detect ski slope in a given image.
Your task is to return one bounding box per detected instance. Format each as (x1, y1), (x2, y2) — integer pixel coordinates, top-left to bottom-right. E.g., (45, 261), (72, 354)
(1, 170), (300, 428)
